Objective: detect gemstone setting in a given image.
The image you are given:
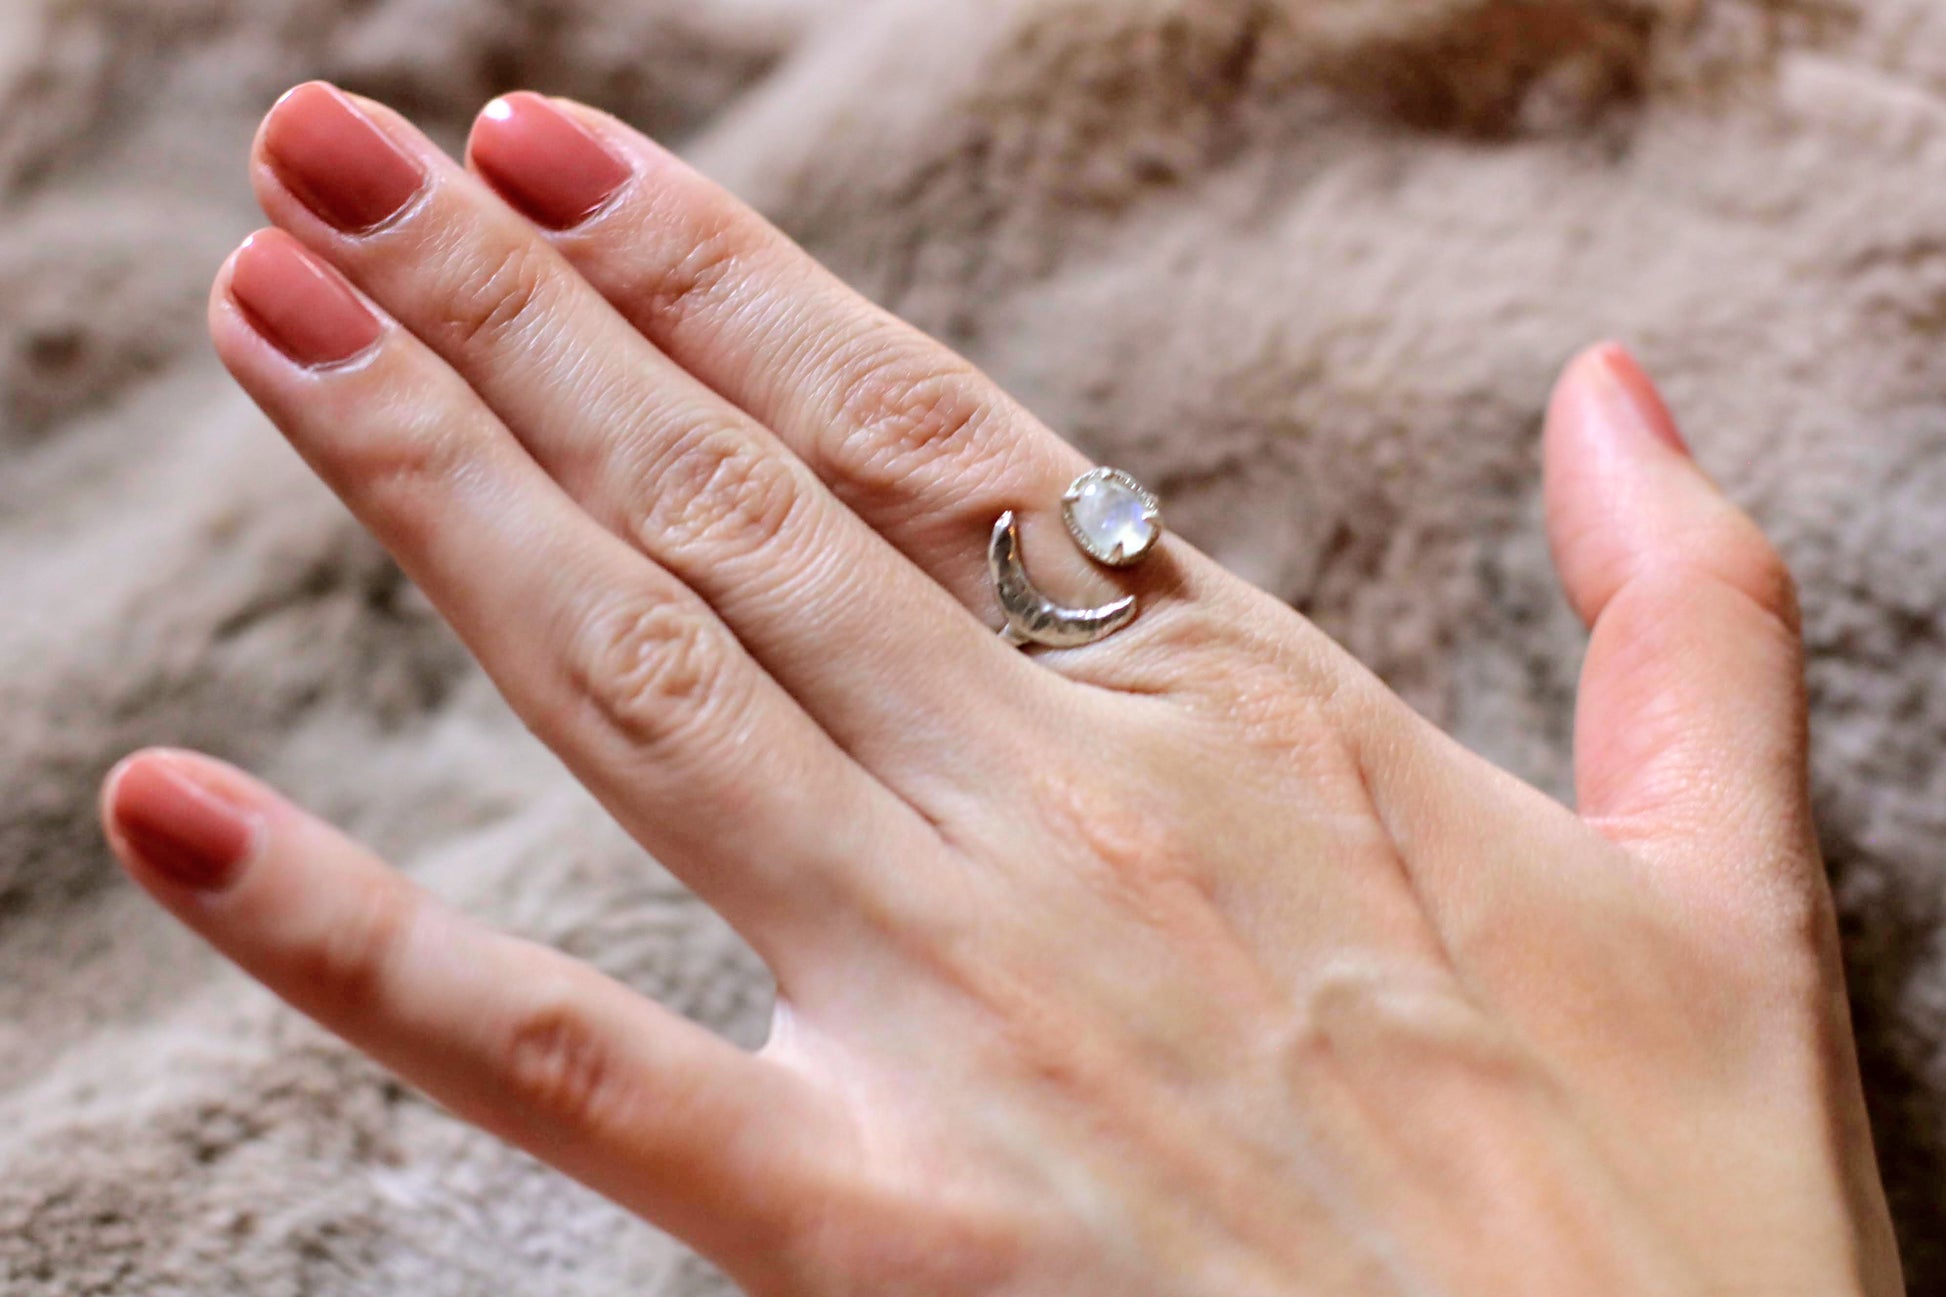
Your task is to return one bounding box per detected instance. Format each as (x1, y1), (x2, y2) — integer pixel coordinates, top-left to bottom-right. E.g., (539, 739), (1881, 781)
(1061, 467), (1163, 568)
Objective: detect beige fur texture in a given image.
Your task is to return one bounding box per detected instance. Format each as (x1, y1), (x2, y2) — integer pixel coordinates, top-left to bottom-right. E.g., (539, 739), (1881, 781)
(4, 0), (1945, 1291)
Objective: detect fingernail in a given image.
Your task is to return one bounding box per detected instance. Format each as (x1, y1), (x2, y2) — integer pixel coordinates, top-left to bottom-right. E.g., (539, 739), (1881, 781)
(229, 230), (384, 368)
(470, 93), (633, 231)
(1586, 342), (1690, 456)
(264, 82), (427, 233)
(107, 754), (262, 892)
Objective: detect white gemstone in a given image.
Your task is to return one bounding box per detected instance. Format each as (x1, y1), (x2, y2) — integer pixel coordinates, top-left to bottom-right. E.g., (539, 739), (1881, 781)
(1065, 471), (1158, 565)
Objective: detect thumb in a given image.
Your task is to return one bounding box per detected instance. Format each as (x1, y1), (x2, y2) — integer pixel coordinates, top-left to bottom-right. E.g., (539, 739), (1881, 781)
(1543, 344), (1817, 915)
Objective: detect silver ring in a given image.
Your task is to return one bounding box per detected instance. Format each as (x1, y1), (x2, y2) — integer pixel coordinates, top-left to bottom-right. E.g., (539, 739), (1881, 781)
(990, 467), (1163, 650)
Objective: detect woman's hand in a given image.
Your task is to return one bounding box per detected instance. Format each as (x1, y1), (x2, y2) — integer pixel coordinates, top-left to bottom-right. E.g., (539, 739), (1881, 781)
(101, 83), (1903, 1295)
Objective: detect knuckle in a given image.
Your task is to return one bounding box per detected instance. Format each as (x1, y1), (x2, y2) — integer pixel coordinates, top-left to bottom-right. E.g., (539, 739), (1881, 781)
(569, 592), (731, 751)
(329, 409), (472, 536)
(290, 872), (419, 1018)
(437, 239), (552, 353)
(638, 427), (804, 562)
(499, 983), (629, 1133)
(1284, 962), (1533, 1093)
(634, 207), (741, 323)
(1725, 530), (1802, 636)
(824, 344), (996, 507)
(1680, 511), (1802, 638)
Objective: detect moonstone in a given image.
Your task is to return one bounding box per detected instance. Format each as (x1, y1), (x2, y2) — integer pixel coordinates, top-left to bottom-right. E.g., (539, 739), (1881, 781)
(1064, 469), (1159, 566)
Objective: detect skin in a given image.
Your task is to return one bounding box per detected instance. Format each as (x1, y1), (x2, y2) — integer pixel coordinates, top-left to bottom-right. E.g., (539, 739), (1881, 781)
(98, 83), (1906, 1295)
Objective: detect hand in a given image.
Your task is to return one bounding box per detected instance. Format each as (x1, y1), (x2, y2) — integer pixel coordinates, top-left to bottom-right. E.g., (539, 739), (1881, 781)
(101, 83), (1903, 1295)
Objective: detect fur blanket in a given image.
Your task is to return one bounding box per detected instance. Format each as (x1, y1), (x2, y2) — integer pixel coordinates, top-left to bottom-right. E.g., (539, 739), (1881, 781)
(5, 0), (1945, 1290)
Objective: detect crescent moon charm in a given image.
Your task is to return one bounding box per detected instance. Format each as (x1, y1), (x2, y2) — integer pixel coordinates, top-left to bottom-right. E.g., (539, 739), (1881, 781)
(989, 510), (1140, 649)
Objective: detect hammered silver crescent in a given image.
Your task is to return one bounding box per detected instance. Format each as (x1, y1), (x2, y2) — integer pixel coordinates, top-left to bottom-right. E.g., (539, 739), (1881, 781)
(989, 510), (1139, 649)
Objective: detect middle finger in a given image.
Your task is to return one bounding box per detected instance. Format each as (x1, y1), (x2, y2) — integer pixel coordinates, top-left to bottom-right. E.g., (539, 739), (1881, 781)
(252, 82), (1057, 799)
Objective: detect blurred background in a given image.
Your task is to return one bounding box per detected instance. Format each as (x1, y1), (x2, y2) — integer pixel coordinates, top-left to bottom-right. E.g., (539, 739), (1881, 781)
(6, 0), (1946, 1291)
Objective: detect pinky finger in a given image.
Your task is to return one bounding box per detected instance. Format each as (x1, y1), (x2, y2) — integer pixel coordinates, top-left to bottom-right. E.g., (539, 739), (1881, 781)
(100, 747), (833, 1278)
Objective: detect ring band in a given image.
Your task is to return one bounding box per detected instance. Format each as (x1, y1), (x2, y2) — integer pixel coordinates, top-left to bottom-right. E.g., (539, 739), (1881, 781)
(990, 468), (1162, 650)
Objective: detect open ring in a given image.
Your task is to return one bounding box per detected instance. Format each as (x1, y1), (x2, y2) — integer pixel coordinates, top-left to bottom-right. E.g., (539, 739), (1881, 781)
(990, 468), (1163, 650)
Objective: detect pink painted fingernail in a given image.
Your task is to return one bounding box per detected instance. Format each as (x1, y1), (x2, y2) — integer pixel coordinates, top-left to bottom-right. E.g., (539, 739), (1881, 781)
(228, 230), (384, 368)
(1585, 342), (1690, 457)
(264, 82), (427, 233)
(470, 93), (633, 230)
(106, 753), (262, 892)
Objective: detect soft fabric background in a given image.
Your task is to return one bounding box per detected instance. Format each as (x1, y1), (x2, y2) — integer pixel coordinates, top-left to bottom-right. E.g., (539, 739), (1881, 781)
(4, 0), (1945, 1291)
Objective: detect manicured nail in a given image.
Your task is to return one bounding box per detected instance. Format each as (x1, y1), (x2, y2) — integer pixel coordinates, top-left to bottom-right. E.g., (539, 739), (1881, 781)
(107, 754), (262, 891)
(470, 93), (633, 230)
(1587, 342), (1690, 456)
(229, 230), (384, 368)
(264, 82), (427, 233)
